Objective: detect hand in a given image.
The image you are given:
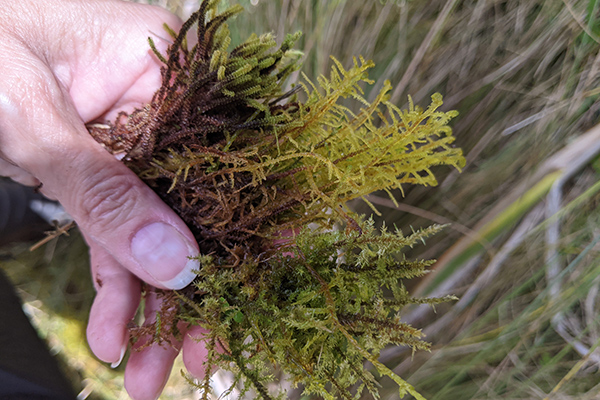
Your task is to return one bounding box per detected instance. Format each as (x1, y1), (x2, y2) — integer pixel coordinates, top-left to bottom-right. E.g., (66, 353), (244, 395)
(0, 1), (207, 398)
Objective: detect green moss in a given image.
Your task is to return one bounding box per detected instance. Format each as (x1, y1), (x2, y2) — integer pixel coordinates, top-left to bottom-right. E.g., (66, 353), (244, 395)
(88, 1), (465, 398)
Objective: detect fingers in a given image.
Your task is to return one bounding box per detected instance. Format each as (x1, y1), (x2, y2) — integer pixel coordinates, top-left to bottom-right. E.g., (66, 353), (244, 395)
(86, 247), (207, 400)
(0, 2), (205, 399)
(125, 337), (179, 400)
(124, 291), (181, 400)
(54, 1), (183, 122)
(0, 61), (199, 290)
(182, 326), (213, 380)
(86, 244), (213, 399)
(0, 1), (197, 291)
(0, 0), (182, 123)
(86, 241), (141, 367)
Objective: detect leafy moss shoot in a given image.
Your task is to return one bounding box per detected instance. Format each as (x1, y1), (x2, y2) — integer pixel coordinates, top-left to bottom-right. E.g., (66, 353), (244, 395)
(88, 0), (466, 399)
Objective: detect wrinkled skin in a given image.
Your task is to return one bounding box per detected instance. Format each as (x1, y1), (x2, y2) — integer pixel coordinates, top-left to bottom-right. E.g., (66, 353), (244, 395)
(0, 1), (210, 398)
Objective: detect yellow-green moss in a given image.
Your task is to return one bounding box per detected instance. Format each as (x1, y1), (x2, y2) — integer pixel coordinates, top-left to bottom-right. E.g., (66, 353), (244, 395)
(88, 1), (465, 398)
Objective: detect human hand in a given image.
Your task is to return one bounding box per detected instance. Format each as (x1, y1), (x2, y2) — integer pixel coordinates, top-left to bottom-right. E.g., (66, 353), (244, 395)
(0, 0), (208, 398)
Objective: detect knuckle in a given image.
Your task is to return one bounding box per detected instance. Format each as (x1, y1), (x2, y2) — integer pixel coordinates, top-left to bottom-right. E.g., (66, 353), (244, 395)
(75, 163), (139, 231)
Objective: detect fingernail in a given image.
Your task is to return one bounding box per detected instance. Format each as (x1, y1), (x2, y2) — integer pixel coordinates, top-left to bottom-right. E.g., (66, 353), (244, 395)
(131, 222), (199, 289)
(110, 343), (127, 369)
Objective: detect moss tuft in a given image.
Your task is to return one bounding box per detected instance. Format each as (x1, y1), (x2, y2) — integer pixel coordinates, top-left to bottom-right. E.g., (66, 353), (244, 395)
(88, 1), (464, 398)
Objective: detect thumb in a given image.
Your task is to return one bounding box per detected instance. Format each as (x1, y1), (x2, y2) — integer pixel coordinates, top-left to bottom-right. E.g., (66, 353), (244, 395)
(64, 145), (200, 290)
(0, 55), (199, 290)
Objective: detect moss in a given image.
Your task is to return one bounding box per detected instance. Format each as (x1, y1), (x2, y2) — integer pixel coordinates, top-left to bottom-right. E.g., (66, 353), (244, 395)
(88, 1), (465, 398)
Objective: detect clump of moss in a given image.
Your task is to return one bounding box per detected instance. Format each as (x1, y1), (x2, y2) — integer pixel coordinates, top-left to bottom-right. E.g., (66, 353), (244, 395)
(88, 0), (465, 399)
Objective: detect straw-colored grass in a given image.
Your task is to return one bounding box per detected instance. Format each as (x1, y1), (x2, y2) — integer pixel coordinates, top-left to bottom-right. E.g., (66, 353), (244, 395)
(2, 0), (600, 399)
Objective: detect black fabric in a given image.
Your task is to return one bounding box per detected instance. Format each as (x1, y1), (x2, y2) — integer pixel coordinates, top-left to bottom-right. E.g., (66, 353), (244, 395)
(0, 370), (72, 400)
(0, 269), (76, 400)
(0, 179), (48, 246)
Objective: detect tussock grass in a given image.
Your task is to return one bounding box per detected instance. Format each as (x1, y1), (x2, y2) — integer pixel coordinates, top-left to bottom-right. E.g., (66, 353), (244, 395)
(2, 0), (600, 399)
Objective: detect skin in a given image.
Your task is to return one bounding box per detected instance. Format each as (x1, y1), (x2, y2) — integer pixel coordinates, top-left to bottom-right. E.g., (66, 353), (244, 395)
(0, 0), (210, 398)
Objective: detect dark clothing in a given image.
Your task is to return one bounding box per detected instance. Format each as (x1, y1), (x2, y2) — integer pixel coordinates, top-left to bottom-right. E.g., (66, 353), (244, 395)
(0, 179), (48, 247)
(0, 264), (76, 400)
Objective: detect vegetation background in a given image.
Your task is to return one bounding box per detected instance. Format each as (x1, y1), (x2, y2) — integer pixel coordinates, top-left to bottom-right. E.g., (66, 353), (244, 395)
(2, 0), (600, 399)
